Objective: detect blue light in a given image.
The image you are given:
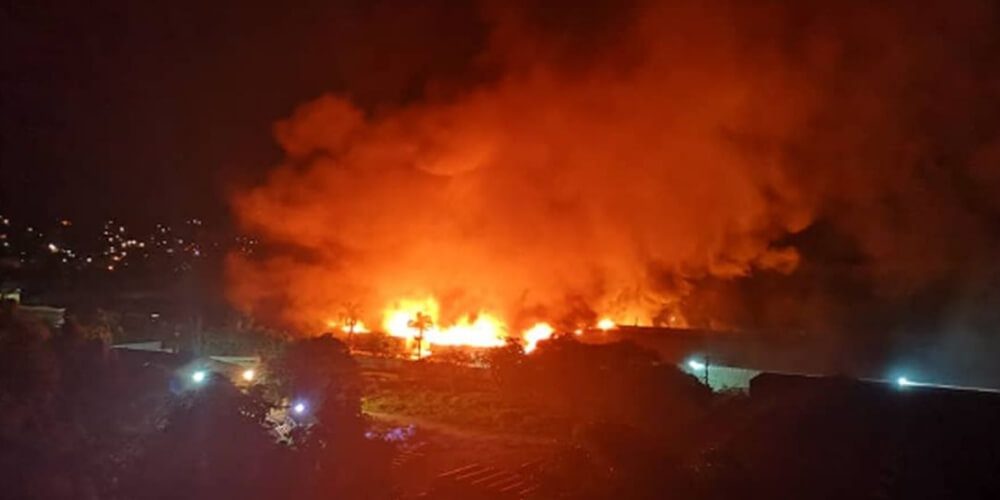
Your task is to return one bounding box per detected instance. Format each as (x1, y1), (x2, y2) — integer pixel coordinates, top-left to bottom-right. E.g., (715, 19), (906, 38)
(897, 376), (913, 387)
(191, 370), (207, 383)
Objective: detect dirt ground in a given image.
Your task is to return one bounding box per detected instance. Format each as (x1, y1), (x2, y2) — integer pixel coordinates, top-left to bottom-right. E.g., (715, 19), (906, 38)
(358, 355), (564, 497)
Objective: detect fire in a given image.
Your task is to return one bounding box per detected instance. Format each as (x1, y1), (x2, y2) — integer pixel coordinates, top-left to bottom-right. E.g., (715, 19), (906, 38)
(383, 297), (439, 338)
(596, 318), (616, 331)
(319, 297), (630, 355)
(320, 297), (634, 355)
(429, 313), (506, 348)
(342, 321), (369, 334)
(382, 298), (507, 355)
(326, 319), (369, 334)
(523, 322), (554, 353)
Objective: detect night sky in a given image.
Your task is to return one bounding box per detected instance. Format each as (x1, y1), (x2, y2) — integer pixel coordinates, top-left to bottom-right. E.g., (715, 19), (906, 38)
(2, 0), (485, 227)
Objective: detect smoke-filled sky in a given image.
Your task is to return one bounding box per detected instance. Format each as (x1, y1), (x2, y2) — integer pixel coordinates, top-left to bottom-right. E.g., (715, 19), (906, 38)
(228, 0), (1000, 333)
(5, 0), (1000, 375)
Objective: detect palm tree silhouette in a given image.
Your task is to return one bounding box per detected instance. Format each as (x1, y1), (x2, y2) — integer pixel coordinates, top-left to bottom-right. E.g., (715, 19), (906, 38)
(407, 312), (433, 359)
(341, 302), (361, 349)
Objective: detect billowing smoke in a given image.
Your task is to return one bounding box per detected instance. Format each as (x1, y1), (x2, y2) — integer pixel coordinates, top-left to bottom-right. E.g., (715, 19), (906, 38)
(227, 0), (1000, 347)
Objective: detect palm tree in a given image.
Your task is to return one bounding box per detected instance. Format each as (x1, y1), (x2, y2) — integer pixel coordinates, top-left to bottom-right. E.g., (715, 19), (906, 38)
(407, 312), (433, 359)
(341, 302), (361, 349)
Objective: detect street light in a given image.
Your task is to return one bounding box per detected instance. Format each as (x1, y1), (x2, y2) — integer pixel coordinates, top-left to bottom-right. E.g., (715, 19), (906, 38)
(241, 369), (255, 382)
(686, 358), (710, 386)
(191, 370), (207, 384)
(897, 376), (914, 387)
(292, 401), (307, 415)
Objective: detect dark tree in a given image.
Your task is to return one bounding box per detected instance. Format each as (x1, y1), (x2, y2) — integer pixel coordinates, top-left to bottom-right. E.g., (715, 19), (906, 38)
(270, 334), (392, 498)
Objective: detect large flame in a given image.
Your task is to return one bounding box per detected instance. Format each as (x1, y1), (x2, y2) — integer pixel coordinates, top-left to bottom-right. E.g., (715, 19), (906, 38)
(382, 297), (507, 350)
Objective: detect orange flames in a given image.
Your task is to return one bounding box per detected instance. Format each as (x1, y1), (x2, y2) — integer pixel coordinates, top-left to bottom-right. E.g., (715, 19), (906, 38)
(326, 319), (370, 334)
(382, 297), (506, 350)
(379, 298), (557, 355)
(596, 318), (616, 331)
(522, 322), (555, 353)
(317, 295), (626, 354)
(379, 301), (619, 355)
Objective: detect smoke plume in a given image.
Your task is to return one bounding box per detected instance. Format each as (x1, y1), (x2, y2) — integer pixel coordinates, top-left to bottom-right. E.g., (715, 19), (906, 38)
(227, 0), (1000, 342)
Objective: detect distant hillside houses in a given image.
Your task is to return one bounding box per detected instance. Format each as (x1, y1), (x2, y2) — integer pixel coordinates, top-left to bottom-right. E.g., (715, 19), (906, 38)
(1, 284), (65, 328)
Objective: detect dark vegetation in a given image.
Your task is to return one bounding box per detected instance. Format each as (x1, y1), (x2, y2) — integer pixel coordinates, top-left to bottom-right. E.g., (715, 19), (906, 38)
(0, 300), (390, 499)
(367, 334), (1000, 499)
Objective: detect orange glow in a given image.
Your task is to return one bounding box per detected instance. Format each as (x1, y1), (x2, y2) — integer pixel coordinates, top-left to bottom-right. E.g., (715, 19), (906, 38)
(596, 318), (616, 331)
(429, 313), (506, 348)
(225, 1), (818, 341)
(341, 320), (369, 334)
(383, 297), (439, 338)
(382, 298), (506, 355)
(523, 322), (554, 353)
(326, 318), (370, 335)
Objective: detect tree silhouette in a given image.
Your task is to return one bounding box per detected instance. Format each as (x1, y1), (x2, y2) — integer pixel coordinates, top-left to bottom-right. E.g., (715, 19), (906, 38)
(340, 301), (361, 349)
(407, 312), (433, 358)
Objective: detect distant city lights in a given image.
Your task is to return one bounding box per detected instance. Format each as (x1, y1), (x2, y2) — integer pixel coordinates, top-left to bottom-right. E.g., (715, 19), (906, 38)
(0, 215), (258, 275)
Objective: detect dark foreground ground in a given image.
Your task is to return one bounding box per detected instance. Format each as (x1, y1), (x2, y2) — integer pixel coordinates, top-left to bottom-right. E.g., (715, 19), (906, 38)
(359, 354), (1000, 499)
(3, 311), (998, 499)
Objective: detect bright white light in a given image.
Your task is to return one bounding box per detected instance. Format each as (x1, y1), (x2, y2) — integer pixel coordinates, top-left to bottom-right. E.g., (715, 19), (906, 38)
(293, 402), (307, 414)
(687, 360), (706, 371)
(897, 376), (913, 387)
(241, 369), (255, 382)
(47, 243), (59, 253)
(191, 371), (207, 383)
